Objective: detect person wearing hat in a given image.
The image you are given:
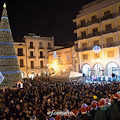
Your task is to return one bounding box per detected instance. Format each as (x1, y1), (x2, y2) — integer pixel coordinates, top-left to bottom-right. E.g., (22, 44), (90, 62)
(107, 93), (120, 120)
(76, 104), (92, 120)
(94, 99), (107, 120)
(90, 101), (97, 120)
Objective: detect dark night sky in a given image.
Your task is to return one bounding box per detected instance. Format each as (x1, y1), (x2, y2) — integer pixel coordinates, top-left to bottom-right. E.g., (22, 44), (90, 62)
(0, 0), (94, 45)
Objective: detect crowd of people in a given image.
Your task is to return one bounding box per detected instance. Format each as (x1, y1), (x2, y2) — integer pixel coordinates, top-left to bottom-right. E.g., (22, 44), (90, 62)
(0, 79), (120, 120)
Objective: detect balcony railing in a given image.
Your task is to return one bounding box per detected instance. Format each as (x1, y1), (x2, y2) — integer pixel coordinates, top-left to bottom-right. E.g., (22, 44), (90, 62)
(76, 23), (88, 29)
(28, 56), (36, 59)
(103, 41), (118, 48)
(27, 66), (48, 69)
(77, 27), (120, 40)
(38, 47), (44, 49)
(20, 65), (25, 68)
(17, 54), (25, 56)
(38, 56), (45, 58)
(102, 28), (116, 34)
(75, 41), (119, 52)
(47, 47), (53, 49)
(101, 13), (115, 21)
(28, 46), (35, 49)
(88, 18), (100, 25)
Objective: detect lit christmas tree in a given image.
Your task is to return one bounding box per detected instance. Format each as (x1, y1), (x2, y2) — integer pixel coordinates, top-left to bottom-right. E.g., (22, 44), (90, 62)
(0, 3), (23, 87)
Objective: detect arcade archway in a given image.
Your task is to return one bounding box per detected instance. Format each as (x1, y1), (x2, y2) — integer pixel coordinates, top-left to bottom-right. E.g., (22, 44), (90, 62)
(93, 63), (104, 76)
(82, 64), (91, 77)
(38, 71), (46, 77)
(28, 71), (37, 79)
(106, 62), (119, 76)
(21, 71), (27, 78)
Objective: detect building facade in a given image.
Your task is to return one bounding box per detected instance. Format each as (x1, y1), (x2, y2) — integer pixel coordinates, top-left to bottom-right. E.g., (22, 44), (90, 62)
(48, 46), (73, 74)
(14, 33), (54, 79)
(73, 0), (120, 77)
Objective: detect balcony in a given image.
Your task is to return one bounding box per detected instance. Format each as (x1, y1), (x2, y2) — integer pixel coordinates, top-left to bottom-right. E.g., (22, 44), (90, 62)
(38, 47), (44, 49)
(102, 28), (116, 34)
(47, 47), (53, 49)
(38, 56), (45, 59)
(77, 28), (118, 40)
(88, 32), (101, 37)
(75, 42), (119, 52)
(88, 18), (100, 25)
(101, 13), (115, 21)
(20, 65), (25, 68)
(17, 54), (25, 56)
(103, 41), (118, 48)
(77, 35), (88, 40)
(28, 46), (35, 49)
(76, 23), (88, 29)
(28, 56), (36, 59)
(27, 66), (48, 69)
(75, 47), (91, 52)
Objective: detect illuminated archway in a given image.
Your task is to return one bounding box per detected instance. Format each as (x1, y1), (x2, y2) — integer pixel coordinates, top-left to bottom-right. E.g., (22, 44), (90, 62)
(21, 71), (27, 78)
(38, 71), (46, 77)
(93, 63), (104, 76)
(106, 62), (119, 76)
(28, 71), (37, 79)
(82, 64), (91, 77)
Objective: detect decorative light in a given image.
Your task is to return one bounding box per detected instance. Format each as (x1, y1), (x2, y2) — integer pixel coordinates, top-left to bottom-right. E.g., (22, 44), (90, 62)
(0, 29), (11, 32)
(0, 42), (14, 45)
(1, 71), (21, 74)
(0, 56), (17, 59)
(2, 17), (8, 19)
(93, 45), (101, 53)
(53, 51), (57, 59)
(0, 72), (4, 84)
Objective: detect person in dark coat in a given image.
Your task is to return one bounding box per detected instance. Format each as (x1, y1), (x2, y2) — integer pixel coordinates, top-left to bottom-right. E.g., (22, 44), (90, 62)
(76, 104), (92, 120)
(107, 93), (120, 120)
(94, 99), (107, 120)
(89, 101), (97, 119)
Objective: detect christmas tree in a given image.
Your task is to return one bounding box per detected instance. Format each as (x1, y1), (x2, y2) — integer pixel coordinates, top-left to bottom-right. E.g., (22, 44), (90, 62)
(0, 3), (23, 87)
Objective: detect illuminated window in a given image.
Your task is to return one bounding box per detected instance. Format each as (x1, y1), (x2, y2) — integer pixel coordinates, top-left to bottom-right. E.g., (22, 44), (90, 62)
(40, 51), (43, 58)
(20, 59), (23, 67)
(108, 51), (114, 57)
(94, 53), (100, 59)
(40, 61), (43, 68)
(106, 37), (113, 47)
(82, 43), (87, 50)
(81, 19), (85, 27)
(81, 31), (86, 38)
(83, 54), (88, 60)
(48, 43), (51, 48)
(104, 10), (110, 17)
(67, 55), (70, 61)
(31, 61), (34, 68)
(92, 15), (97, 23)
(93, 28), (98, 35)
(30, 42), (33, 48)
(30, 51), (33, 56)
(105, 24), (112, 31)
(39, 42), (43, 48)
(18, 48), (23, 56)
(93, 40), (99, 46)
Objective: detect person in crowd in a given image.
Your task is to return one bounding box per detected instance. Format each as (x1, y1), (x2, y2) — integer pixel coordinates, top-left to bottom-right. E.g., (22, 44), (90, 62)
(0, 79), (120, 119)
(107, 93), (120, 120)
